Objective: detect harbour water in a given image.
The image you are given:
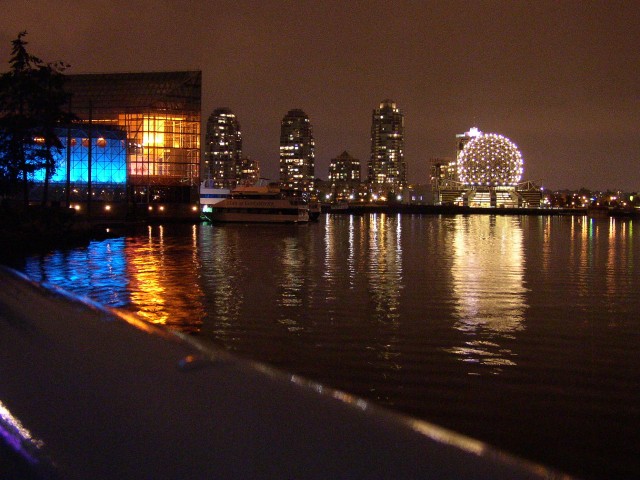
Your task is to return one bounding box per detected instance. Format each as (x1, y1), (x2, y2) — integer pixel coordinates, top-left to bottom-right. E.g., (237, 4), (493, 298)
(7, 214), (640, 479)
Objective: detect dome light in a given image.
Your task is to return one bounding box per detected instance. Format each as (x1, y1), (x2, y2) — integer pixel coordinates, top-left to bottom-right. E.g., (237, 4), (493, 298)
(457, 132), (523, 186)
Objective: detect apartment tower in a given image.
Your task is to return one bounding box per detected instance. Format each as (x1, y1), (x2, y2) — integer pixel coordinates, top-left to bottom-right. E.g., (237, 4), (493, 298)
(368, 99), (406, 196)
(204, 108), (243, 188)
(279, 109), (315, 193)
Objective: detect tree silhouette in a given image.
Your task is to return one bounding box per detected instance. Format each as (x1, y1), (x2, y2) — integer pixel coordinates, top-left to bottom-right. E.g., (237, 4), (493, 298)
(0, 31), (73, 206)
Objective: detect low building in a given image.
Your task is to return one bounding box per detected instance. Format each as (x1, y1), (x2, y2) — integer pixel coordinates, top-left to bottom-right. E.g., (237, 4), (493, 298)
(328, 151), (360, 202)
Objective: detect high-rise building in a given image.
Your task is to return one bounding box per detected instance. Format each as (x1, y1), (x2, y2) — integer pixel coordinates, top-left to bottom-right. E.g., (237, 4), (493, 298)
(238, 157), (260, 186)
(279, 109), (315, 193)
(328, 151), (360, 201)
(430, 157), (457, 188)
(204, 108), (242, 188)
(368, 99), (406, 196)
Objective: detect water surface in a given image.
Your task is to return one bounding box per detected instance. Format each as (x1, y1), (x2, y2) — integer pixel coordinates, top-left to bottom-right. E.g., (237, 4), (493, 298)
(13, 214), (640, 479)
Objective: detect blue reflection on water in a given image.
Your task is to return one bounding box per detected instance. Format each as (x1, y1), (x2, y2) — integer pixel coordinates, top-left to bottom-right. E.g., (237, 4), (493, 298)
(23, 237), (130, 308)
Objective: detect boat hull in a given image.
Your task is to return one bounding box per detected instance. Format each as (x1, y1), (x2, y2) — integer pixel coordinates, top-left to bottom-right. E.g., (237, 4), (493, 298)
(204, 211), (308, 223)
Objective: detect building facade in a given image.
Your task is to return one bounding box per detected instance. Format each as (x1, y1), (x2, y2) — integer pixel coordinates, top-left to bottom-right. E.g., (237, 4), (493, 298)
(238, 157), (260, 186)
(368, 99), (406, 196)
(430, 156), (460, 205)
(31, 71), (201, 215)
(204, 108), (242, 188)
(279, 109), (315, 193)
(31, 125), (127, 205)
(328, 151), (360, 201)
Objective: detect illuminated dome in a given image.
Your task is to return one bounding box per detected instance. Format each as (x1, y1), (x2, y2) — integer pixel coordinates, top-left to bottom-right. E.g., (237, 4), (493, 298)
(457, 133), (524, 186)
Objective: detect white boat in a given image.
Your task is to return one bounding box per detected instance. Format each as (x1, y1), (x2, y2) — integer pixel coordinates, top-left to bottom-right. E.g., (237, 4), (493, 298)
(200, 179), (231, 209)
(200, 183), (309, 223)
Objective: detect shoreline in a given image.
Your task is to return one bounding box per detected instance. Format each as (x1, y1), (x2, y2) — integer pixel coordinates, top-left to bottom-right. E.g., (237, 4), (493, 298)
(327, 203), (639, 217)
(2, 204), (637, 260)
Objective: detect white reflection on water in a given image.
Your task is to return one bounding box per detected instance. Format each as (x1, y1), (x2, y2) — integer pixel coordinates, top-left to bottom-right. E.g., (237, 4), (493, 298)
(348, 215), (356, 287)
(448, 216), (526, 369)
(323, 215), (366, 295)
(278, 236), (305, 332)
(573, 216), (636, 319)
(367, 214), (403, 325)
(199, 226), (245, 334)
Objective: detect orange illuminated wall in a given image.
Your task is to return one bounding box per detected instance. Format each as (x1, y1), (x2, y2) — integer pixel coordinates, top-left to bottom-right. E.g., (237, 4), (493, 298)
(122, 113), (200, 185)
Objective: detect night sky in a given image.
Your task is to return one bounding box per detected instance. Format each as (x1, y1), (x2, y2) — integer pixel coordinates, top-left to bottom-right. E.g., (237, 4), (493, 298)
(2, 1), (639, 191)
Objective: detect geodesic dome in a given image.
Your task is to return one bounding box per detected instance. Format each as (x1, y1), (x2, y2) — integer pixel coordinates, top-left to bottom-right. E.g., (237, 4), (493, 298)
(457, 133), (523, 186)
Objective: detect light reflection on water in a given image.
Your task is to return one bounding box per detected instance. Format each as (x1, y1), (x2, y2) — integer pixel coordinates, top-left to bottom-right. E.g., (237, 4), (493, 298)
(22, 237), (130, 308)
(16, 214), (640, 480)
(367, 214), (403, 325)
(448, 216), (526, 369)
(124, 225), (205, 332)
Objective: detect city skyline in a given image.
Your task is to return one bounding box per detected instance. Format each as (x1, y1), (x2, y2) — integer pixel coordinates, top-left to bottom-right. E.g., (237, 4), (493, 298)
(2, 1), (638, 191)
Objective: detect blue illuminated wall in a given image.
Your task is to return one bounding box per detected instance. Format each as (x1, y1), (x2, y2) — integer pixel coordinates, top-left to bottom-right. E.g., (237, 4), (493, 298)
(32, 126), (127, 186)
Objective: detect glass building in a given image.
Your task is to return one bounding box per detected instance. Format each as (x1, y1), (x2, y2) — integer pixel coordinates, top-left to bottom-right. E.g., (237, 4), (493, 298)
(368, 99), (406, 196)
(204, 108), (243, 188)
(279, 109), (315, 193)
(34, 71), (201, 209)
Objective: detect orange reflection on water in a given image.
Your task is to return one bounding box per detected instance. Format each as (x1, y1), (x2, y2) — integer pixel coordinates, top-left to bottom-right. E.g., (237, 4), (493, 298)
(125, 225), (205, 333)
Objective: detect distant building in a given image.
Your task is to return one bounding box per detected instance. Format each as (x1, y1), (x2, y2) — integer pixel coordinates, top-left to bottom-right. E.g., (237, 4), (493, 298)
(279, 109), (315, 193)
(368, 99), (406, 196)
(204, 108), (243, 188)
(328, 151), (360, 201)
(238, 157), (260, 186)
(430, 157), (456, 185)
(430, 156), (459, 204)
(402, 184), (433, 205)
